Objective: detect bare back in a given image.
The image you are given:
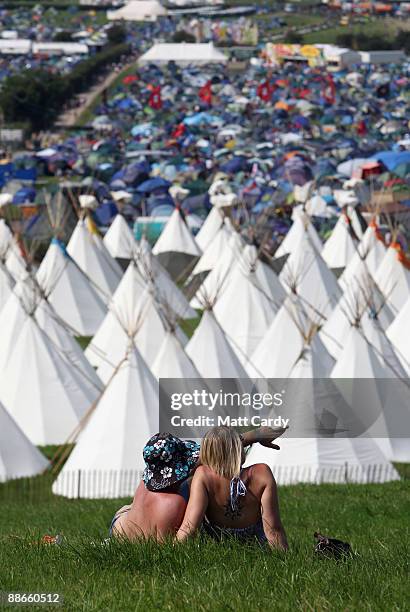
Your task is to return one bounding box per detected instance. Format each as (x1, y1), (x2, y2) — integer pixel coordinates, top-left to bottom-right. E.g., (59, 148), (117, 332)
(114, 482), (186, 541)
(177, 463), (288, 550)
(201, 464), (265, 529)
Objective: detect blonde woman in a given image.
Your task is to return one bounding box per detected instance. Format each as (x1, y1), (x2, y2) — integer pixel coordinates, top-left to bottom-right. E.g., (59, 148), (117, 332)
(176, 426), (288, 550)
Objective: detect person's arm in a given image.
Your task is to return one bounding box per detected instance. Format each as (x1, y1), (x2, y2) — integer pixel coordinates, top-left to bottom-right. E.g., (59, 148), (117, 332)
(260, 469), (288, 551)
(176, 468), (208, 542)
(241, 426), (288, 450)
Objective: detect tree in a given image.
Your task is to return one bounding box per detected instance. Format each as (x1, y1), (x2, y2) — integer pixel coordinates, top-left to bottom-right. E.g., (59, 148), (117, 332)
(53, 31), (73, 42)
(285, 31), (303, 44)
(173, 30), (196, 43)
(107, 25), (127, 45)
(0, 71), (67, 131)
(395, 30), (410, 53)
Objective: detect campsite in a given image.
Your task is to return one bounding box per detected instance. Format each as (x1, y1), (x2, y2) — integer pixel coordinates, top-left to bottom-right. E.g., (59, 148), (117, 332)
(0, 0), (409, 609)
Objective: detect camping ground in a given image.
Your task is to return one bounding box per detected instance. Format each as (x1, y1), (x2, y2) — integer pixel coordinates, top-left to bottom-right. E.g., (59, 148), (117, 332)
(0, 463), (409, 611)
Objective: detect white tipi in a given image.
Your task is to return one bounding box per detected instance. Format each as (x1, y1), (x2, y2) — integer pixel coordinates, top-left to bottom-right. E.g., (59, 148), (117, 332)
(274, 210), (322, 260)
(0, 314), (98, 445)
(189, 220), (232, 278)
(152, 208), (201, 279)
(52, 344), (159, 498)
(67, 218), (122, 303)
(103, 214), (137, 260)
(151, 329), (201, 380)
(248, 295), (308, 378)
(195, 206), (224, 252)
(339, 222), (385, 289)
(279, 231), (341, 321)
(186, 309), (249, 380)
(190, 231), (244, 309)
(0, 401), (49, 481)
(245, 335), (399, 484)
(374, 243), (410, 314)
(37, 238), (107, 336)
(0, 260), (14, 313)
(0, 218), (12, 258)
(213, 250), (279, 367)
(386, 296), (410, 374)
(84, 260), (146, 369)
(321, 213), (358, 271)
(137, 237), (196, 319)
(331, 324), (410, 463)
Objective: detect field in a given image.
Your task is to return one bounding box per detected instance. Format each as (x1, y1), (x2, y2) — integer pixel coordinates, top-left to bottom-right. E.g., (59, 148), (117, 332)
(301, 17), (409, 45)
(1, 464), (409, 611)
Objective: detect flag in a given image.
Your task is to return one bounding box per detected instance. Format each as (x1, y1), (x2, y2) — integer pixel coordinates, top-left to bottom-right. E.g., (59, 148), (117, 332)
(257, 81), (273, 102)
(149, 86), (162, 110)
(172, 123), (186, 138)
(199, 80), (212, 105)
(323, 74), (336, 105)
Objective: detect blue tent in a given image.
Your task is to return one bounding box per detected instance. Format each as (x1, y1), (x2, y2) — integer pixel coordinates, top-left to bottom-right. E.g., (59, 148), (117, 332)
(147, 192), (175, 215)
(93, 201), (118, 226)
(0, 163), (13, 187)
(14, 167), (37, 182)
(136, 177), (171, 194)
(220, 156), (248, 174)
(13, 187), (36, 204)
(371, 151), (410, 172)
(123, 161), (150, 186)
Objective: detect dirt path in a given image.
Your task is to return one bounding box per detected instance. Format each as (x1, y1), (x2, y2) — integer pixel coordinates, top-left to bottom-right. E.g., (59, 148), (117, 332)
(54, 59), (137, 128)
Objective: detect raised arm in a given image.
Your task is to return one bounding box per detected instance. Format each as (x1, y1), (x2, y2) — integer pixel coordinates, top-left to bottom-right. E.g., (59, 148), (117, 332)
(176, 468), (209, 542)
(241, 426), (288, 451)
(260, 469), (288, 551)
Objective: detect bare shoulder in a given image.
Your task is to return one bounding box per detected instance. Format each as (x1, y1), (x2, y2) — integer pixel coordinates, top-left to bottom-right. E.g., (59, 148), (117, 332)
(246, 463), (276, 485)
(193, 465), (213, 481)
(156, 491), (186, 522)
(156, 493), (187, 534)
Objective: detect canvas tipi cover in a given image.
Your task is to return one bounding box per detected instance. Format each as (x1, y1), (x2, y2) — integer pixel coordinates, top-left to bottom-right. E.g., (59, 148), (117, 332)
(374, 244), (410, 315)
(0, 315), (98, 445)
(331, 325), (410, 463)
(386, 296), (410, 374)
(103, 214), (137, 260)
(248, 295), (308, 378)
(152, 208), (201, 279)
(245, 342), (399, 484)
(279, 232), (341, 321)
(195, 206), (224, 252)
(186, 309), (249, 380)
(213, 254), (278, 367)
(151, 330), (201, 380)
(138, 237), (196, 319)
(52, 345), (159, 498)
(0, 400), (49, 481)
(321, 213), (357, 271)
(67, 219), (122, 303)
(274, 211), (322, 260)
(37, 238), (106, 336)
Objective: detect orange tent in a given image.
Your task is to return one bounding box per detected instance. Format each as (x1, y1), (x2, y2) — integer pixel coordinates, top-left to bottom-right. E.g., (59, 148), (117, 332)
(274, 100), (290, 111)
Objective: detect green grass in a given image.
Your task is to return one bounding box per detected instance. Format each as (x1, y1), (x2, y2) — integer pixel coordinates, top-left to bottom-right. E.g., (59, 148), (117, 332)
(276, 12), (324, 28)
(301, 17), (405, 45)
(179, 311), (202, 339)
(0, 467), (409, 611)
(76, 336), (92, 350)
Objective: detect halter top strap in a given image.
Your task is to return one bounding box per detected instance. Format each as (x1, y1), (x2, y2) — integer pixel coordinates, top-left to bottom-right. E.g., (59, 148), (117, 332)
(229, 476), (247, 512)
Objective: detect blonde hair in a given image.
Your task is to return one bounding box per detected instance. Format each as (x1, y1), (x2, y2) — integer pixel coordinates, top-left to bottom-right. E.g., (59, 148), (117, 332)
(199, 427), (244, 480)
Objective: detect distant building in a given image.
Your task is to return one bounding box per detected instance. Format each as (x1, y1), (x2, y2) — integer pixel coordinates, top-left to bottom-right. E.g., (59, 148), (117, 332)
(107, 0), (168, 21)
(318, 45), (361, 70)
(138, 42), (228, 65)
(359, 50), (406, 65)
(0, 39), (89, 56)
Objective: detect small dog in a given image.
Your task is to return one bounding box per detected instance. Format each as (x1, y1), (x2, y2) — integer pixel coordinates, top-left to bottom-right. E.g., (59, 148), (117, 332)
(314, 532), (352, 559)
